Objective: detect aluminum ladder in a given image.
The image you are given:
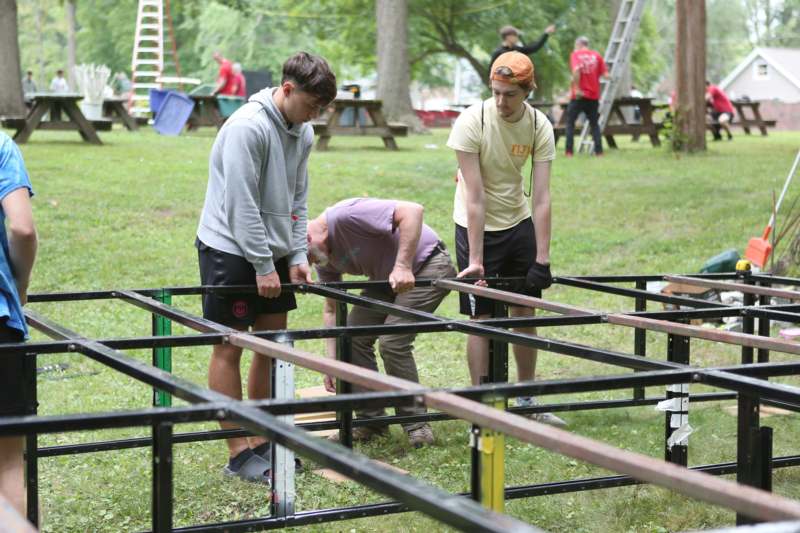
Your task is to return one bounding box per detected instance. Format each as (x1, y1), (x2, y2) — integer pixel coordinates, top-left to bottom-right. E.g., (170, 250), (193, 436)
(128, 0), (181, 116)
(577, 0), (647, 153)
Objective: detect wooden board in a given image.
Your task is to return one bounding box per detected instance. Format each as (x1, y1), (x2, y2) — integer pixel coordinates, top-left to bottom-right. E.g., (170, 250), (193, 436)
(314, 460), (409, 484)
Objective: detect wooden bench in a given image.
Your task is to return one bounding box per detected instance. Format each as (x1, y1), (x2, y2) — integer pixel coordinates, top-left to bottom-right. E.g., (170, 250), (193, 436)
(552, 97), (663, 149)
(312, 121), (408, 137)
(4, 117), (112, 132)
(4, 93), (106, 144)
(313, 99), (406, 150)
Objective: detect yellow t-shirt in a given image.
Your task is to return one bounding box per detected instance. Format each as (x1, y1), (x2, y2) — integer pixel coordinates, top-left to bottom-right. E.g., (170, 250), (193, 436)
(446, 99), (555, 231)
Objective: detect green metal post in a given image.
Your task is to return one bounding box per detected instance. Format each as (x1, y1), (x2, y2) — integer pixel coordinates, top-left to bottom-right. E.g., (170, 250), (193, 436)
(152, 289), (173, 407)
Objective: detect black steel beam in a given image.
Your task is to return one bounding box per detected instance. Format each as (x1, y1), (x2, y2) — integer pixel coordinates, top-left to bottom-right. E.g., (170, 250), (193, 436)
(151, 454), (800, 533)
(23, 310), (536, 533)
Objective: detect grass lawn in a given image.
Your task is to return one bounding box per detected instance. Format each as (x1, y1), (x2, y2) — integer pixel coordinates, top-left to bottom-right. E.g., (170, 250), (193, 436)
(6, 124), (800, 532)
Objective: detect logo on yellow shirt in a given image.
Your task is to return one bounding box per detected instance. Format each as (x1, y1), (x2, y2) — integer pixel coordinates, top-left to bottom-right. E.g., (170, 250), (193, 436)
(510, 144), (532, 157)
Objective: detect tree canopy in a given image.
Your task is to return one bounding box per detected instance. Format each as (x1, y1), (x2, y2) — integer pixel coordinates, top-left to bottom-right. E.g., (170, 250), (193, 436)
(14, 0), (800, 99)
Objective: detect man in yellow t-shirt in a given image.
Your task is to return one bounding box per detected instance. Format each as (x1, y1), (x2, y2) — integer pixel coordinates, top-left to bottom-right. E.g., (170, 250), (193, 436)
(446, 51), (565, 427)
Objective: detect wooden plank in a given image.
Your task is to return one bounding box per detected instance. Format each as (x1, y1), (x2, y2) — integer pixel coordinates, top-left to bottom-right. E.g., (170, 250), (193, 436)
(314, 460), (408, 484)
(665, 275), (800, 301)
(59, 99), (102, 144)
(229, 330), (800, 521)
(321, 126), (396, 136)
(12, 99), (50, 144)
(607, 313), (800, 355)
(433, 279), (591, 316)
(1, 118), (27, 129)
(120, 289), (800, 521)
(297, 385), (333, 399)
(440, 279), (800, 356)
(425, 390), (800, 522)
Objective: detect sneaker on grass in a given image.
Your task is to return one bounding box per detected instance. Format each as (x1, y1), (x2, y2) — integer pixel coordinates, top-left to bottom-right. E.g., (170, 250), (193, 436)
(516, 396), (568, 428)
(222, 448), (271, 485)
(406, 424), (434, 448)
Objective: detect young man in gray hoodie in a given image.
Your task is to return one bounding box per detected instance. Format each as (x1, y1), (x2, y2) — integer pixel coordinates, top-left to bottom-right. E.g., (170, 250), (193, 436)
(196, 52), (336, 484)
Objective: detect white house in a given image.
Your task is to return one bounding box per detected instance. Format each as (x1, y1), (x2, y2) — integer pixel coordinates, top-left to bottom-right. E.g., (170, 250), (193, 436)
(720, 47), (800, 130)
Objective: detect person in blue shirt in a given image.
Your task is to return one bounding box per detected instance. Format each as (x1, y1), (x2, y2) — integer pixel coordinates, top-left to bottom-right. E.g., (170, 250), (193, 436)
(0, 132), (38, 516)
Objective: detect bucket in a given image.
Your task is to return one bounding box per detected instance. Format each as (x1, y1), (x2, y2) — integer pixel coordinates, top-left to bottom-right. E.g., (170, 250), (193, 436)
(80, 101), (103, 120)
(153, 92), (195, 136)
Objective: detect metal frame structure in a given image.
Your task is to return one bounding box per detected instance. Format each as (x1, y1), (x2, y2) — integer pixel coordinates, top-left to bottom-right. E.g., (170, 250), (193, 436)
(3, 270), (800, 531)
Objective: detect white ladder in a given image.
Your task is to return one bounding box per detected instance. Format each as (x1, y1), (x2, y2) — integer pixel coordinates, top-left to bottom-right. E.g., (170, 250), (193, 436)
(128, 0), (181, 116)
(578, 0), (647, 153)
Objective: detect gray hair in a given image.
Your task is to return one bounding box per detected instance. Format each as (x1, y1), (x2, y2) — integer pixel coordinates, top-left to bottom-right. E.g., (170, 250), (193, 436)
(233, 62), (243, 73)
(575, 36), (589, 47)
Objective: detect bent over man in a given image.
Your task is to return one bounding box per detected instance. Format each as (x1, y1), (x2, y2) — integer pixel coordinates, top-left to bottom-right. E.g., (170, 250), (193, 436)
(307, 198), (456, 447)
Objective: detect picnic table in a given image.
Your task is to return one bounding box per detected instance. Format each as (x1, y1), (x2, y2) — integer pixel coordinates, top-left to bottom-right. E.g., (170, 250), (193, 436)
(729, 100), (776, 136)
(312, 99), (408, 150)
(1, 93), (110, 144)
(552, 97), (663, 148)
(187, 94), (225, 130)
(102, 97), (140, 131)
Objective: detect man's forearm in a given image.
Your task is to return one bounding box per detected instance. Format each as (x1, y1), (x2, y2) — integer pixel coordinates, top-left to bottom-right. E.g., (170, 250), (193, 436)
(466, 199), (486, 265)
(323, 302), (337, 359)
(8, 231), (37, 290)
(394, 214), (422, 269)
(531, 162), (552, 264)
(532, 201), (551, 263)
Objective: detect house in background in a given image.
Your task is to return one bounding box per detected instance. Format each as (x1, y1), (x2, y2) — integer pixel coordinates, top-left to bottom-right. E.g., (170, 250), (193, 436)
(720, 47), (800, 130)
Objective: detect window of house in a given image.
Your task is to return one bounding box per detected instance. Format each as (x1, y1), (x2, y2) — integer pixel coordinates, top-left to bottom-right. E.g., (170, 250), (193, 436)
(754, 61), (770, 80)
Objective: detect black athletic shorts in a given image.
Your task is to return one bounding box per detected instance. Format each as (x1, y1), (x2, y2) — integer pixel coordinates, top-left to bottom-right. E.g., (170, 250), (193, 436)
(0, 325), (32, 417)
(455, 218), (541, 317)
(197, 238), (297, 328)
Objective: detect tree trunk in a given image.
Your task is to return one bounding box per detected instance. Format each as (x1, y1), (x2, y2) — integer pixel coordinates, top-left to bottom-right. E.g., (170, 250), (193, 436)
(0, 0), (26, 118)
(35, 0), (46, 84)
(674, 0), (706, 153)
(66, 0), (77, 89)
(375, 0), (425, 133)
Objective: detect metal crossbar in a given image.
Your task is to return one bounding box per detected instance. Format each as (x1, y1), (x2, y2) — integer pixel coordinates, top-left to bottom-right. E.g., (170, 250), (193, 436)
(3, 272), (800, 531)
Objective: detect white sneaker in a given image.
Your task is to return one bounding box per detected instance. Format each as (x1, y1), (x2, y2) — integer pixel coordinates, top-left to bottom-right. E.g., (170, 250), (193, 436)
(516, 396), (568, 428)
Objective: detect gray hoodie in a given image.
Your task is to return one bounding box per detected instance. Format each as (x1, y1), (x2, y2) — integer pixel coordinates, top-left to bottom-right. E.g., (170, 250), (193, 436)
(197, 88), (313, 275)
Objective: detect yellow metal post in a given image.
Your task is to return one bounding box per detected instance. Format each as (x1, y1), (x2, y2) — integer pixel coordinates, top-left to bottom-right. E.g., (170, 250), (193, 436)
(479, 397), (506, 512)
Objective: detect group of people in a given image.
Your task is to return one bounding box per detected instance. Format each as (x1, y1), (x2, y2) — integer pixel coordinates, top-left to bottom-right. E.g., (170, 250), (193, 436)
(491, 24), (609, 156)
(211, 51), (247, 98)
(21, 69), (133, 107)
(21, 69), (69, 106)
(194, 46), (562, 484)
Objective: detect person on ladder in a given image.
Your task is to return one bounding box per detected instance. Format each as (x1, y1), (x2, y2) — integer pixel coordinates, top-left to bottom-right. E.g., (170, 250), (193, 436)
(564, 36), (609, 157)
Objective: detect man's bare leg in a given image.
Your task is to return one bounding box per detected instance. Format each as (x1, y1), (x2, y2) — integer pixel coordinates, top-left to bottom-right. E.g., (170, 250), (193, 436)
(0, 436), (25, 515)
(467, 314), (491, 385)
(246, 312), (287, 449)
(209, 343), (249, 458)
(509, 305), (567, 426)
(510, 305), (536, 382)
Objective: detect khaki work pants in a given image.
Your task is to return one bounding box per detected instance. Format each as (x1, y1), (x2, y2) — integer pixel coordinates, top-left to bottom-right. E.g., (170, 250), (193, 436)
(347, 250), (456, 432)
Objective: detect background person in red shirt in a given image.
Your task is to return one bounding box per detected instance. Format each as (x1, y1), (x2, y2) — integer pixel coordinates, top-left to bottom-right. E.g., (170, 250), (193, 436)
(232, 62), (247, 98)
(564, 36), (609, 156)
(212, 51), (237, 96)
(706, 80), (735, 141)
